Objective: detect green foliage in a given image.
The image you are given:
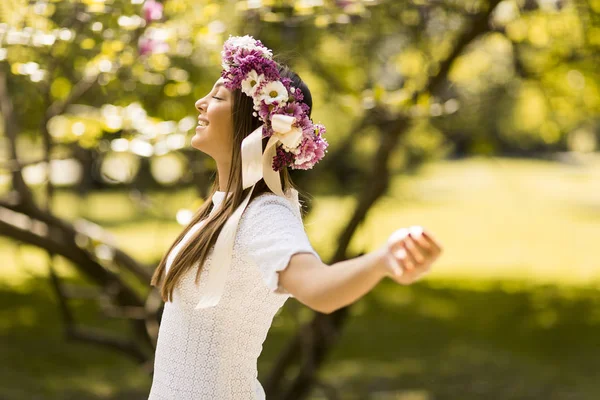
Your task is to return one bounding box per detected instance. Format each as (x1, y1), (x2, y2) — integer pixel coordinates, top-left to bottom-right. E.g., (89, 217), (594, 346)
(1, 0), (598, 192)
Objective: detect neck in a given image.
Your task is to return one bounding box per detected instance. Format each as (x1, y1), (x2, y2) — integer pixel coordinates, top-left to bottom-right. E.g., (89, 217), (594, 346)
(216, 159), (232, 192)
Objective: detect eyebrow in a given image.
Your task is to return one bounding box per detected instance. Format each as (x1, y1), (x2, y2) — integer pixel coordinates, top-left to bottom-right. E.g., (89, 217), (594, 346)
(211, 81), (224, 94)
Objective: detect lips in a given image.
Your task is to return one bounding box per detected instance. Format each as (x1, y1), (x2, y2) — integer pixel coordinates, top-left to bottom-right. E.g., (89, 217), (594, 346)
(197, 116), (209, 127)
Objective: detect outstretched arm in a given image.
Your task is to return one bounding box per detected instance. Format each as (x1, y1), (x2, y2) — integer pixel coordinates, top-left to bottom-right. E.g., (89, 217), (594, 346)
(279, 227), (443, 314)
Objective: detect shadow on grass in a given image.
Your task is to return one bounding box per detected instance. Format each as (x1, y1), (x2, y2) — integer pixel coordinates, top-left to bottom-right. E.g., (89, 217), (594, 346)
(262, 280), (600, 400)
(2, 276), (599, 399)
(0, 277), (152, 400)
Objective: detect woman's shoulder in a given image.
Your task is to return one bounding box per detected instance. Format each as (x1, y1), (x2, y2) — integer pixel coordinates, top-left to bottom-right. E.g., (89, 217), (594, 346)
(243, 190), (302, 222)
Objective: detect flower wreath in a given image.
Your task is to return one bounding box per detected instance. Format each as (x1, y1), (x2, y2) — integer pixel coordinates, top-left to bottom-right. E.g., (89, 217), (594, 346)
(220, 35), (328, 172)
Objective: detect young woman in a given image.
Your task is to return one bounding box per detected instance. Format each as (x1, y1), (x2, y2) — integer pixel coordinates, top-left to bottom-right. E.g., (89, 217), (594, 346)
(148, 35), (442, 399)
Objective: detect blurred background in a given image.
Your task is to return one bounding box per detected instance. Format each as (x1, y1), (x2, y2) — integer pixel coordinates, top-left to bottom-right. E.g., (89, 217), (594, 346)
(0, 0), (599, 399)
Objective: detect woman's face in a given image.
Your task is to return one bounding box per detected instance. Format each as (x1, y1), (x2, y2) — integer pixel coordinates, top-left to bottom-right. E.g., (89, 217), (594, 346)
(193, 78), (234, 163)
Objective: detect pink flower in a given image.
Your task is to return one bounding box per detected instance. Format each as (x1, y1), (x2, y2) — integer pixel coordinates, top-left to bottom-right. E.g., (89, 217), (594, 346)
(142, 0), (163, 23)
(335, 0), (352, 9)
(291, 126), (329, 170)
(298, 115), (313, 135)
(138, 36), (168, 56)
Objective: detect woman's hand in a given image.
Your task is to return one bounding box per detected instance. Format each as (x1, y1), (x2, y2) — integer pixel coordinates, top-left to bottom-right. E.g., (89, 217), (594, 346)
(378, 226), (443, 285)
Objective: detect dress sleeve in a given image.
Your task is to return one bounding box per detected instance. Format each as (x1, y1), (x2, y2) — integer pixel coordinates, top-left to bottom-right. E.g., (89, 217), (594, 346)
(240, 193), (321, 297)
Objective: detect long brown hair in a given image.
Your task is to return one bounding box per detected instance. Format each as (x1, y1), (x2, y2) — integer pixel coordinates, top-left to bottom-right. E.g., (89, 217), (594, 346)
(150, 64), (313, 302)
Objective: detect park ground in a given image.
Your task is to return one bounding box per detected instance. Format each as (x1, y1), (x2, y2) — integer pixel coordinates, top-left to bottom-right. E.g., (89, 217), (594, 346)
(1, 155), (599, 399)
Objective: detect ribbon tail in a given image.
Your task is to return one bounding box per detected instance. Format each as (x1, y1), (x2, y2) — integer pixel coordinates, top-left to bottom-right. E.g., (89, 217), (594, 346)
(241, 125), (265, 190)
(195, 184), (256, 309)
(263, 135), (284, 197)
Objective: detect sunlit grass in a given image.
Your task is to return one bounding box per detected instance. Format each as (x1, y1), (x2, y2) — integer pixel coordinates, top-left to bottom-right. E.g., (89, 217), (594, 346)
(309, 155), (600, 285)
(1, 156), (600, 399)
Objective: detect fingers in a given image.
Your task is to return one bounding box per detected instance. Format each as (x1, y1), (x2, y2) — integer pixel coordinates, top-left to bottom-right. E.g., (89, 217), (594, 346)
(400, 242), (416, 271)
(400, 233), (438, 270)
(409, 233), (435, 257)
(391, 237), (421, 271)
(421, 231), (443, 255)
(385, 226), (442, 286)
(386, 227), (443, 281)
(390, 236), (420, 265)
(404, 237), (424, 266)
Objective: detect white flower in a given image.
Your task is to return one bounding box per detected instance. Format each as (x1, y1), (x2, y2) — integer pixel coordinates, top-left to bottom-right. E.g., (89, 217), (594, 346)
(229, 35), (257, 49)
(241, 70), (264, 96)
(271, 114), (303, 149)
(227, 35), (273, 59)
(259, 81), (288, 105)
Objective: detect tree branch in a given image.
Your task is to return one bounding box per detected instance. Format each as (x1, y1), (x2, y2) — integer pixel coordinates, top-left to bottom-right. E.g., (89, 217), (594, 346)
(267, 1), (505, 398)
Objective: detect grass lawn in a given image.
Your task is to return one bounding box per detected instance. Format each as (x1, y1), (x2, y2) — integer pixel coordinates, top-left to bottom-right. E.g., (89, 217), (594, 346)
(1, 155), (599, 399)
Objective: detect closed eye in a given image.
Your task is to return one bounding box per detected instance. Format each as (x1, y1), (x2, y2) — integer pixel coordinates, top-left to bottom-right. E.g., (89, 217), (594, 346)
(212, 96), (222, 100)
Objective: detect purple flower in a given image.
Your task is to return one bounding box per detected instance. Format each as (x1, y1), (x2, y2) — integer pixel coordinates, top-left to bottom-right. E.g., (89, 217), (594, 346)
(299, 102), (310, 114)
(257, 100), (282, 123)
(272, 145), (295, 171)
(282, 102), (304, 120)
(261, 124), (273, 139)
(291, 88), (304, 103)
(142, 0), (163, 23)
(298, 115), (314, 136)
(232, 49), (267, 67)
(221, 44), (280, 91)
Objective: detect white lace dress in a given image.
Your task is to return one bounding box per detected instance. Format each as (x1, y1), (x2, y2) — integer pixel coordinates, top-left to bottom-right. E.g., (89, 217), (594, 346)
(148, 191), (321, 399)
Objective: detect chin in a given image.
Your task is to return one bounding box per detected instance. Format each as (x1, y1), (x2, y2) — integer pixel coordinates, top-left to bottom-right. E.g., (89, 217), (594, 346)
(191, 133), (209, 153)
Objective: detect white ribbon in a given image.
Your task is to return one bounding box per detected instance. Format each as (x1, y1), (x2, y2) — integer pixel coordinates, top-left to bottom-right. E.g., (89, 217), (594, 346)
(194, 124), (300, 309)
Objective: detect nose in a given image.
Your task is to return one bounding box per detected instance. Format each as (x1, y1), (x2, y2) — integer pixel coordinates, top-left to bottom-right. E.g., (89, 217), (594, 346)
(195, 97), (207, 113)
